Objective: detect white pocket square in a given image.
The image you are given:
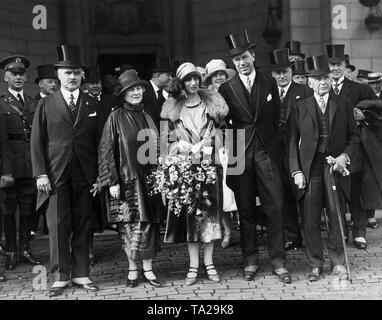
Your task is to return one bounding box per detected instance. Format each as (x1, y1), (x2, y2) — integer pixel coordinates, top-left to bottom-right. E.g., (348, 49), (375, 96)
(88, 112), (97, 117)
(296, 95), (301, 99)
(267, 94), (272, 102)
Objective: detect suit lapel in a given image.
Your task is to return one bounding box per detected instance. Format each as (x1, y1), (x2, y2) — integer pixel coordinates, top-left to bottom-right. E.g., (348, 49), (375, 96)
(328, 93), (338, 128)
(339, 77), (352, 97)
(74, 93), (89, 126)
(254, 72), (265, 123)
(5, 91), (23, 111)
(306, 96), (318, 128)
(54, 91), (73, 126)
(229, 75), (254, 120)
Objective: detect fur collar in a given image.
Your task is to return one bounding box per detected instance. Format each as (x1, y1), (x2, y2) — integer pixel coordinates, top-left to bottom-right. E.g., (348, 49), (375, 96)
(160, 89), (229, 123)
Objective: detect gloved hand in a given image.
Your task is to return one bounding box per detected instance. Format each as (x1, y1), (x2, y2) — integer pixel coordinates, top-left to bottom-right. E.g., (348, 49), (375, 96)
(0, 175), (14, 188)
(109, 184), (120, 199)
(36, 176), (51, 194)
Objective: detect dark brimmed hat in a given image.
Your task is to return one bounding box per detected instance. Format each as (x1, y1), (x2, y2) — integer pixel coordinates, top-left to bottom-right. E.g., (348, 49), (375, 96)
(292, 60), (308, 75)
(117, 69), (148, 96)
(84, 67), (101, 83)
(0, 55), (30, 73)
(357, 69), (372, 80)
(267, 48), (292, 70)
(344, 54), (355, 72)
(367, 72), (382, 83)
(326, 44), (346, 64)
(225, 30), (256, 57)
(35, 64), (58, 84)
(306, 54), (331, 77)
(54, 45), (85, 69)
(285, 41), (305, 58)
(151, 57), (172, 74)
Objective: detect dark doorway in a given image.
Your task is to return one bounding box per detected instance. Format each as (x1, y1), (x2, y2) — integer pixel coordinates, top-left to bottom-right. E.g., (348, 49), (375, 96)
(97, 53), (157, 81)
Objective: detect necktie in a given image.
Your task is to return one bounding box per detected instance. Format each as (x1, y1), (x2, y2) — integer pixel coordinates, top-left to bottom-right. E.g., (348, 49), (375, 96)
(246, 77), (252, 93)
(319, 97), (326, 113)
(333, 82), (340, 95)
(17, 93), (24, 107)
(157, 89), (166, 105)
(68, 94), (76, 113)
(280, 88), (285, 103)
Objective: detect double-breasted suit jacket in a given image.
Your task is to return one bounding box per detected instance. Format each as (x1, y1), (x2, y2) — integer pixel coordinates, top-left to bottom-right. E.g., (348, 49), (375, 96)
(289, 93), (360, 200)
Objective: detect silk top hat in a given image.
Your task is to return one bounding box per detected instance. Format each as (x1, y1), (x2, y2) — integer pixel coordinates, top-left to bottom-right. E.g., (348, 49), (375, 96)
(225, 30), (256, 57)
(292, 60), (308, 75)
(344, 54), (355, 72)
(326, 44), (346, 64)
(203, 59), (236, 84)
(357, 69), (372, 80)
(84, 67), (101, 83)
(151, 57), (172, 73)
(306, 54), (331, 77)
(0, 55), (30, 72)
(35, 64), (58, 84)
(367, 72), (382, 83)
(117, 69), (148, 96)
(267, 48), (292, 70)
(54, 45), (85, 69)
(285, 41), (305, 58)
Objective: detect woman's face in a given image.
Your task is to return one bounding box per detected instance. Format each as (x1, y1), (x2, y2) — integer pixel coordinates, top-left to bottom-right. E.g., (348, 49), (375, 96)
(183, 74), (200, 94)
(124, 85), (144, 105)
(210, 70), (227, 90)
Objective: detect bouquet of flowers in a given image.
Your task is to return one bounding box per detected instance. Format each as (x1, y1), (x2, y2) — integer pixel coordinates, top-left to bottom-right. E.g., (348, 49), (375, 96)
(148, 152), (218, 217)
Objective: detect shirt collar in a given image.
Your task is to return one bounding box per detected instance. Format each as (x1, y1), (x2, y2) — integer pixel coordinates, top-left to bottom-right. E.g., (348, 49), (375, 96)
(40, 92), (47, 98)
(8, 88), (24, 100)
(61, 87), (80, 103)
(333, 75), (345, 85)
(279, 81), (292, 96)
(150, 80), (160, 98)
(239, 70), (256, 87)
(314, 92), (329, 105)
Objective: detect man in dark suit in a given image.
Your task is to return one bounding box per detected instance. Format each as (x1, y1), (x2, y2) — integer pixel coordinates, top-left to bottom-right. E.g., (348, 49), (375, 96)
(219, 30), (291, 284)
(268, 48), (312, 251)
(143, 58), (172, 130)
(31, 45), (103, 296)
(0, 55), (42, 270)
(327, 45), (377, 249)
(289, 54), (359, 281)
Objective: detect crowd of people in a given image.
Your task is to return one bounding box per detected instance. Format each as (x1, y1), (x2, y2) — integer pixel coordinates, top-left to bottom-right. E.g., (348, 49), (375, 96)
(0, 30), (381, 297)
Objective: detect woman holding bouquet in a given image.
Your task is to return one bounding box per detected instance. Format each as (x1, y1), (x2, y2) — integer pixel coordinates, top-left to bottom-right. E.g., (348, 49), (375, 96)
(160, 62), (229, 285)
(98, 69), (162, 288)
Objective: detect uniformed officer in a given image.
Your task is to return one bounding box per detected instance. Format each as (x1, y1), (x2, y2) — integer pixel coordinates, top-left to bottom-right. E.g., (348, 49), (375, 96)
(0, 55), (42, 270)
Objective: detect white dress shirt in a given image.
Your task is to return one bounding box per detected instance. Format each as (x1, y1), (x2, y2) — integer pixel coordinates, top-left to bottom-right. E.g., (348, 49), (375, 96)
(279, 81), (292, 98)
(61, 87), (80, 105)
(150, 80), (169, 100)
(8, 88), (25, 102)
(332, 75), (345, 93)
(239, 70), (256, 90)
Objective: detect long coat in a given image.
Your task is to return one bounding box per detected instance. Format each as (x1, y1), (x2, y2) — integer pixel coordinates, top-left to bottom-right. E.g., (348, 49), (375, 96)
(289, 93), (360, 200)
(31, 90), (106, 209)
(143, 82), (164, 130)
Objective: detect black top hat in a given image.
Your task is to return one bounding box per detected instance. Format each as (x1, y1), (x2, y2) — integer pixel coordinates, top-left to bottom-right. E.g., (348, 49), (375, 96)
(117, 69), (148, 97)
(344, 54), (355, 72)
(326, 44), (346, 64)
(357, 69), (372, 79)
(114, 63), (134, 77)
(54, 45), (85, 69)
(84, 67), (101, 83)
(151, 57), (172, 74)
(0, 55), (30, 72)
(306, 54), (331, 77)
(35, 64), (58, 84)
(292, 60), (308, 75)
(225, 30), (256, 57)
(267, 48), (292, 70)
(285, 41), (305, 58)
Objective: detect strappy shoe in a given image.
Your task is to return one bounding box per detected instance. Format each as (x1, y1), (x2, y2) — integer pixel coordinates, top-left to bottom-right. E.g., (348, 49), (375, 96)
(126, 269), (138, 288)
(141, 270), (162, 287)
(203, 264), (220, 282)
(185, 267), (198, 286)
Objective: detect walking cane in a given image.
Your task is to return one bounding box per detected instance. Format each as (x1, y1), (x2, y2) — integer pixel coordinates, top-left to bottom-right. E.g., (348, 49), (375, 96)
(327, 165), (352, 283)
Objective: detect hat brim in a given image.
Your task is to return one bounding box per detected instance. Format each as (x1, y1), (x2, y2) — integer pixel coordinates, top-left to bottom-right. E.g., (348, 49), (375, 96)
(292, 70), (308, 75)
(368, 77), (382, 83)
(54, 61), (86, 69)
(35, 76), (58, 84)
(266, 62), (292, 71)
(328, 57), (345, 64)
(307, 69), (331, 77)
(289, 51), (305, 59)
(227, 43), (256, 57)
(83, 78), (102, 84)
(203, 68), (236, 83)
(118, 80), (148, 96)
(151, 68), (172, 74)
(5, 67), (26, 73)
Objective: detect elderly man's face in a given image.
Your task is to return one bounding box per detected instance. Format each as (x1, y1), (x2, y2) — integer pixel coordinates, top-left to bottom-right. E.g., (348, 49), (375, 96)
(271, 67), (292, 88)
(157, 72), (171, 90)
(57, 68), (83, 92)
(329, 61), (346, 81)
(231, 50), (255, 76)
(308, 74), (332, 96)
(4, 71), (27, 91)
(369, 81), (382, 95)
(86, 81), (102, 97)
(292, 74), (307, 85)
(39, 78), (60, 95)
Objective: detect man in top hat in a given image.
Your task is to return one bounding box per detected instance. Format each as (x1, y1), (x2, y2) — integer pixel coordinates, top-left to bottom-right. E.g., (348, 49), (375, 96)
(143, 57), (172, 130)
(326, 44), (377, 250)
(218, 30), (292, 284)
(31, 45), (106, 296)
(0, 55), (42, 270)
(292, 60), (308, 85)
(367, 72), (382, 100)
(344, 55), (357, 82)
(267, 48), (312, 252)
(35, 64), (60, 100)
(285, 41), (306, 63)
(289, 54), (359, 281)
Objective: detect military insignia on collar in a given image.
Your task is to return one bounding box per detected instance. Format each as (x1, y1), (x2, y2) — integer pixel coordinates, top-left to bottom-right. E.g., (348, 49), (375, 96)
(15, 58), (22, 63)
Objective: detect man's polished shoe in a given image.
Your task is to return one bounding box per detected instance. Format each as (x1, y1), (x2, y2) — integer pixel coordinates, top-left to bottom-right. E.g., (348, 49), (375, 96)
(353, 238), (367, 250)
(72, 281), (99, 292)
(244, 266), (258, 281)
(367, 221), (379, 229)
(5, 252), (17, 270)
(49, 285), (67, 297)
(273, 268), (292, 284)
(0, 273), (6, 282)
(141, 270), (162, 287)
(308, 267), (322, 282)
(285, 241), (303, 251)
(19, 250), (42, 265)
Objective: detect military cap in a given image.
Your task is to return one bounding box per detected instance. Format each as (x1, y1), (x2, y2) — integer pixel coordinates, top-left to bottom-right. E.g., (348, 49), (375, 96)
(0, 55), (30, 72)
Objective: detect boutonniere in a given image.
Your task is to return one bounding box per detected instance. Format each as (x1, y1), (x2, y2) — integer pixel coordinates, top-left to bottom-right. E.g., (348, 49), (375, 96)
(7, 97), (14, 103)
(85, 100), (90, 107)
